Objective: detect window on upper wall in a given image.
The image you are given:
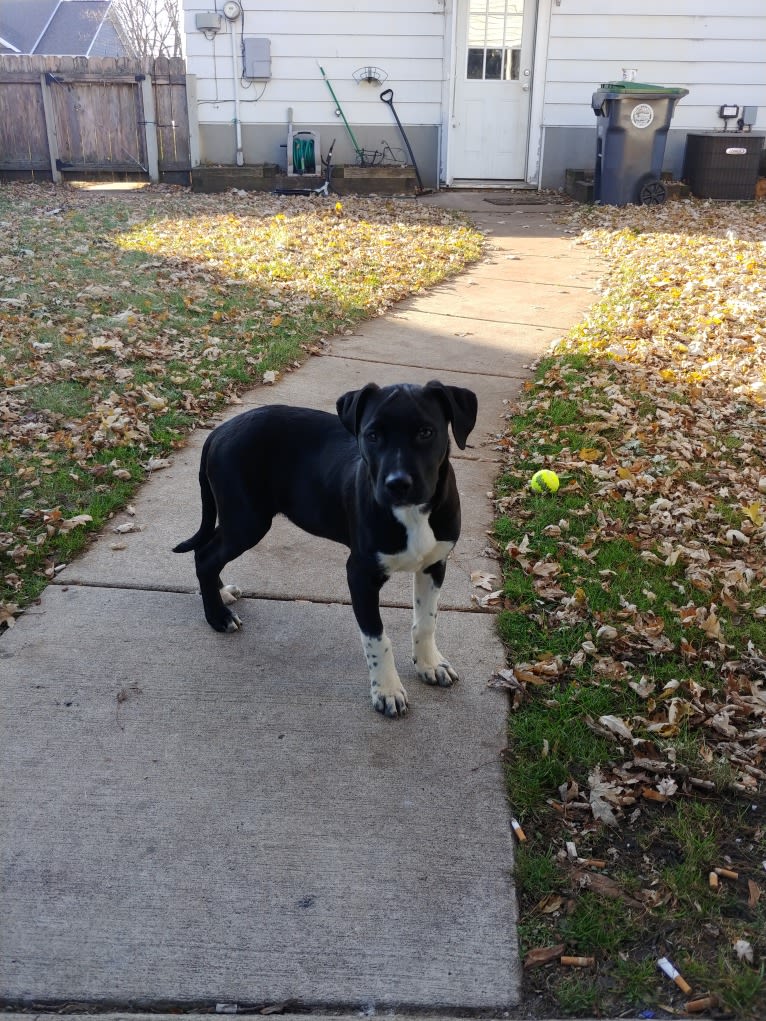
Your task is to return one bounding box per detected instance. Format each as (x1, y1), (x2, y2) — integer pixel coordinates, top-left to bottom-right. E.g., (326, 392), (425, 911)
(466, 0), (523, 81)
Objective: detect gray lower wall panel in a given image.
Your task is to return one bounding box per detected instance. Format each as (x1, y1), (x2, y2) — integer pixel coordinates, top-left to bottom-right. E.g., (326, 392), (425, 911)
(198, 122), (440, 189)
(199, 121), (696, 192)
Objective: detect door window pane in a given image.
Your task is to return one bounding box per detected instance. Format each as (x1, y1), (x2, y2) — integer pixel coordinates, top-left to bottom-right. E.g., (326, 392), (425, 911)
(466, 0), (523, 80)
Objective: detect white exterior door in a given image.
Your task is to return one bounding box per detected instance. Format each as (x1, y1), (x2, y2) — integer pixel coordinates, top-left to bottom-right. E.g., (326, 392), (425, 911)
(450, 0), (537, 181)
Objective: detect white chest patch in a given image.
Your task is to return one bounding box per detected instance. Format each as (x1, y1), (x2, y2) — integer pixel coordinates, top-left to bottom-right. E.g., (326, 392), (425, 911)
(378, 505), (454, 576)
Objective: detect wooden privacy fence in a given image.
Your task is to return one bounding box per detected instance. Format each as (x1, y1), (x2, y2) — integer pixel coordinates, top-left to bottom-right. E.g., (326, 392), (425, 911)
(0, 55), (195, 183)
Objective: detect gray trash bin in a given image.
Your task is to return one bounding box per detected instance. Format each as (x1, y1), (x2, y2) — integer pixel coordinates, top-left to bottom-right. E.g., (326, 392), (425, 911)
(592, 81), (689, 205)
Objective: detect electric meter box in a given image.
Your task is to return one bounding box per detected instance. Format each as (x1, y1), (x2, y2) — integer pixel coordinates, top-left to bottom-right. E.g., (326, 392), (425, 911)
(243, 37), (271, 79)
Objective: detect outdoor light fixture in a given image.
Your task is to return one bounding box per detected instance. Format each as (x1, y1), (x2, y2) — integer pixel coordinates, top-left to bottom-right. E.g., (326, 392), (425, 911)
(718, 104), (739, 130)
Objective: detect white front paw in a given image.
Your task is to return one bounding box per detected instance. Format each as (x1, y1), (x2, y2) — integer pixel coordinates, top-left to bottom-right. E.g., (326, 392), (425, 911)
(414, 638), (459, 687)
(371, 676), (409, 718)
(414, 655), (459, 687)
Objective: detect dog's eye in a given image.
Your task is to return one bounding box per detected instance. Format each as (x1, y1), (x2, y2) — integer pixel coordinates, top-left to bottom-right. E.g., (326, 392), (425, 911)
(417, 426), (434, 440)
(365, 428), (379, 443)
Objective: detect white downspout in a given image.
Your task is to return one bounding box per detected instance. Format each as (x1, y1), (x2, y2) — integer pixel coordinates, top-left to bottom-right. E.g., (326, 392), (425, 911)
(230, 20), (244, 165)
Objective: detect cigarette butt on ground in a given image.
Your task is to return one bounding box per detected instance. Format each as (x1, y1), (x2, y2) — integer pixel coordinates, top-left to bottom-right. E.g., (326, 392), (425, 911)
(686, 995), (718, 1013)
(511, 818), (527, 842)
(673, 973), (693, 994)
(582, 858), (607, 869)
(715, 866), (738, 879)
(560, 955), (595, 967)
(709, 871), (719, 889)
(657, 956), (692, 995)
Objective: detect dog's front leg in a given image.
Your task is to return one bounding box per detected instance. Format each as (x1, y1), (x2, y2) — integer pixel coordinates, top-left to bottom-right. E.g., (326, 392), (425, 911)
(347, 555), (408, 718)
(412, 560), (459, 688)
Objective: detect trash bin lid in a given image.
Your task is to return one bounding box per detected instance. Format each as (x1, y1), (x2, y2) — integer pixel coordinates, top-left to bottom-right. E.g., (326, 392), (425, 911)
(598, 81), (689, 98)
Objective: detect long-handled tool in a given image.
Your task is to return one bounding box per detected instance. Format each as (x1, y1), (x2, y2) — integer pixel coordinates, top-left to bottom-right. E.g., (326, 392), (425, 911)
(318, 65), (367, 166)
(379, 88), (424, 193)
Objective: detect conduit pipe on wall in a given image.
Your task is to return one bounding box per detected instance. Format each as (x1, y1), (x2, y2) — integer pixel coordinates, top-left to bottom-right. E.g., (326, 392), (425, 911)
(230, 19), (244, 165)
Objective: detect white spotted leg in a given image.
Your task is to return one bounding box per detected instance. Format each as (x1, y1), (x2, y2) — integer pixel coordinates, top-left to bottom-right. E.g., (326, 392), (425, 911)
(412, 562), (459, 687)
(361, 633), (409, 718)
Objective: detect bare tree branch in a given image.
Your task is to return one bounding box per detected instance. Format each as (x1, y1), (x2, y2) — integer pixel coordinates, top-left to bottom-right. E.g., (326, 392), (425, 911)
(110, 0), (182, 58)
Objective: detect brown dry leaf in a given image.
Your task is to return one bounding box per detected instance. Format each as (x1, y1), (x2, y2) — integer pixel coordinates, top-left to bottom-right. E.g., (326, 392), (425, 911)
(59, 514), (93, 532)
(747, 879), (761, 909)
(531, 559), (562, 578)
(513, 657), (565, 686)
(524, 943), (566, 969)
(571, 868), (644, 909)
(537, 893), (566, 914)
(0, 603), (19, 627)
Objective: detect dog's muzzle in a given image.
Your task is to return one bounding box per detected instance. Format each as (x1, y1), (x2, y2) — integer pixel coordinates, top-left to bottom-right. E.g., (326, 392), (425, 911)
(384, 470), (415, 504)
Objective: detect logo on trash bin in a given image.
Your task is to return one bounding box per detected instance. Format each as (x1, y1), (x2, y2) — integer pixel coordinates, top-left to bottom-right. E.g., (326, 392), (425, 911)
(630, 103), (654, 129)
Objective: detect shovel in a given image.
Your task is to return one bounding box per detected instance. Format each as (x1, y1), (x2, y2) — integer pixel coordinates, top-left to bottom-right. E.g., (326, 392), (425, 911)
(379, 88), (424, 193)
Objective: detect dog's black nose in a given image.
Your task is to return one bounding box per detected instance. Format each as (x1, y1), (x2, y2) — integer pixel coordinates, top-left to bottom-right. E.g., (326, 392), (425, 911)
(384, 471), (414, 502)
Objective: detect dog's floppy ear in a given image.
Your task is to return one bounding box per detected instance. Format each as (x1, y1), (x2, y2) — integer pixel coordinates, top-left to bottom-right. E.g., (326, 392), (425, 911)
(424, 380), (478, 450)
(337, 382), (380, 436)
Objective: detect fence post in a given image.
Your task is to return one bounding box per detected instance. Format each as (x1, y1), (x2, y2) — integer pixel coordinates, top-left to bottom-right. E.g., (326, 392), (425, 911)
(38, 72), (62, 183)
(139, 73), (159, 182)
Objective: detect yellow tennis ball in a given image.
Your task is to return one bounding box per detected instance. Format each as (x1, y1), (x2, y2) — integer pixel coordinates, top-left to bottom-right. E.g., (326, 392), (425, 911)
(530, 469), (560, 494)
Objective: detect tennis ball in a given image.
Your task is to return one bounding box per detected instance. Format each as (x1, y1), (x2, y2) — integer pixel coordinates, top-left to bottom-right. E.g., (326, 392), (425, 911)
(530, 469), (560, 494)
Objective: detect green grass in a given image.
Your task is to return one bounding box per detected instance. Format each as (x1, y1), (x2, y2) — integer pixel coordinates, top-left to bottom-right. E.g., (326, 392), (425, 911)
(0, 184), (483, 622)
(500, 334), (766, 1017)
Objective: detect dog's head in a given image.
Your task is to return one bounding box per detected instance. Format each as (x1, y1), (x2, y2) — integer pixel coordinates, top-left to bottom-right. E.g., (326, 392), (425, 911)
(337, 381), (478, 509)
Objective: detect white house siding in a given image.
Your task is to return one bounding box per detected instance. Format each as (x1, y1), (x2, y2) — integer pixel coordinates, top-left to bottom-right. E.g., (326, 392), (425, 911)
(538, 0), (766, 187)
(182, 1), (766, 191)
(182, 0), (446, 184)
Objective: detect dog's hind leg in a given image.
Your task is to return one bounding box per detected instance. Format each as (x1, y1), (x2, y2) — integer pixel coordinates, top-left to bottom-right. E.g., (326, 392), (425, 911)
(347, 555), (408, 718)
(412, 560), (459, 687)
(195, 514), (272, 633)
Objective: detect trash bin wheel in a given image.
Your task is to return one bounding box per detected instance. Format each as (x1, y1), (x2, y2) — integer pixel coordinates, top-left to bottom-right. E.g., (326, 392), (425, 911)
(639, 178), (667, 205)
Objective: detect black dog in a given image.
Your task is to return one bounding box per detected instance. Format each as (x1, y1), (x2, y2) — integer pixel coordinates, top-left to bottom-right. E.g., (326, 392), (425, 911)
(174, 381), (478, 717)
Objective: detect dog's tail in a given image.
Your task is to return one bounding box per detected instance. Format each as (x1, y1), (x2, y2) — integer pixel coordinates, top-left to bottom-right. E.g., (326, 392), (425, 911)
(173, 467), (217, 554)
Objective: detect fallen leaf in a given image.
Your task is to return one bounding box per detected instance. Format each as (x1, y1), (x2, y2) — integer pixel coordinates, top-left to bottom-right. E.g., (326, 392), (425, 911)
(524, 943), (566, 969)
(747, 880), (761, 909)
(578, 447), (602, 462)
(471, 570), (498, 590)
(597, 714), (634, 741)
(59, 514), (93, 532)
(588, 766), (621, 826)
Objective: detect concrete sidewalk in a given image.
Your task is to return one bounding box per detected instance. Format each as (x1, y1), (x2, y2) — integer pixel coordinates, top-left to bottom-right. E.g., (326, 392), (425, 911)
(0, 194), (602, 1014)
